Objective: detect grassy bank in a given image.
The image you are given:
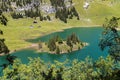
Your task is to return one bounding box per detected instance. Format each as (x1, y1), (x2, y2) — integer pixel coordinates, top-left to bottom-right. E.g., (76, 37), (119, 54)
(0, 17), (101, 51)
(0, 0), (120, 51)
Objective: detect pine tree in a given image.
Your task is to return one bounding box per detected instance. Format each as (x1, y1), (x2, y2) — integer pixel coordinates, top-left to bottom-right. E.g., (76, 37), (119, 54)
(70, 33), (80, 44)
(0, 11), (9, 54)
(66, 36), (73, 47)
(48, 38), (56, 51)
(0, 10), (8, 25)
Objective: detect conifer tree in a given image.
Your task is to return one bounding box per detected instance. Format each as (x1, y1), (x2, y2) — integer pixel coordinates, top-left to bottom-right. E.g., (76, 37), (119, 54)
(0, 10), (9, 54)
(48, 38), (56, 51)
(56, 46), (60, 54)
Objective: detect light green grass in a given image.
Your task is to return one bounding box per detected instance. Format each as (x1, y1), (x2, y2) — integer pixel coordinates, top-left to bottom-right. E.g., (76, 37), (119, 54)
(0, 0), (120, 51)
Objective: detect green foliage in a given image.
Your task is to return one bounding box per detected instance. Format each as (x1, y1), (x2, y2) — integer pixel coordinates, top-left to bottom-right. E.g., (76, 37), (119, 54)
(1, 55), (120, 80)
(66, 36), (73, 48)
(47, 34), (81, 52)
(0, 39), (9, 54)
(47, 35), (63, 51)
(11, 12), (23, 19)
(0, 13), (8, 26)
(66, 33), (80, 47)
(48, 38), (56, 51)
(99, 17), (120, 61)
(50, 0), (79, 23)
(95, 56), (115, 79)
(103, 17), (120, 30)
(70, 33), (80, 44)
(0, 0), (79, 23)
(56, 46), (60, 54)
(0, 10), (9, 54)
(54, 35), (63, 44)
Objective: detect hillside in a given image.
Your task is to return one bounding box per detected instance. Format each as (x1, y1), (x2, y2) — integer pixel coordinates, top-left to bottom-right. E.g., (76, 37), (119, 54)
(0, 0), (120, 51)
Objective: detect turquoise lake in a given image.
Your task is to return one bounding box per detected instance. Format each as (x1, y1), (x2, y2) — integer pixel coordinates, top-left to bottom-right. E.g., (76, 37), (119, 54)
(0, 27), (110, 74)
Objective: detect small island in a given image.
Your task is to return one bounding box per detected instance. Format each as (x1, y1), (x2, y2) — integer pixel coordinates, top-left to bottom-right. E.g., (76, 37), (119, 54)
(38, 33), (88, 54)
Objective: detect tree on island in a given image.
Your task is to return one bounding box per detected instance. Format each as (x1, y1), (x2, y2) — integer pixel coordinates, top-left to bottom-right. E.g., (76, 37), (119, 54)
(70, 33), (80, 44)
(56, 46), (60, 54)
(66, 33), (80, 46)
(48, 38), (56, 51)
(54, 35), (63, 44)
(46, 34), (82, 53)
(66, 36), (73, 48)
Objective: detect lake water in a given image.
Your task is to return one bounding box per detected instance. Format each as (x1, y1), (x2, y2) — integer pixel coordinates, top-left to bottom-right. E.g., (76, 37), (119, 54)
(0, 27), (110, 74)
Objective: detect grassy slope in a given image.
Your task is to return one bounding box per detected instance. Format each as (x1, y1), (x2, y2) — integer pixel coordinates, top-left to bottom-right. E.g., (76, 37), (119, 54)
(0, 0), (120, 51)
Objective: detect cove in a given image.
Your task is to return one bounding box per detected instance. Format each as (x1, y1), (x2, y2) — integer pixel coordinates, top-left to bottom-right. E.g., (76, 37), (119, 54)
(0, 27), (110, 67)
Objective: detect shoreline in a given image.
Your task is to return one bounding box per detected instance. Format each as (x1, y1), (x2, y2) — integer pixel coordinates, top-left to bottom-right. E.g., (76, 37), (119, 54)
(37, 25), (102, 38)
(1, 25), (118, 56)
(26, 25), (102, 40)
(0, 25), (101, 56)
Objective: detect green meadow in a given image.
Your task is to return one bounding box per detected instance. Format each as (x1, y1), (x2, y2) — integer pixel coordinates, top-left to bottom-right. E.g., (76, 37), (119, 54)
(0, 0), (120, 51)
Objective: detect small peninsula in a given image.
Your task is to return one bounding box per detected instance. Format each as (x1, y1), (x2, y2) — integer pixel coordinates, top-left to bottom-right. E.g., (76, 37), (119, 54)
(37, 33), (88, 54)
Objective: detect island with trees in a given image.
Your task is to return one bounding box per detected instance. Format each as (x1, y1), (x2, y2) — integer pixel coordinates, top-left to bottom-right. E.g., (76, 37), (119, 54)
(38, 33), (88, 54)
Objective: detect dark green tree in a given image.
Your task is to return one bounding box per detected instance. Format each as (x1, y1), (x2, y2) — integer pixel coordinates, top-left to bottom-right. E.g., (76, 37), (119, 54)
(0, 10), (8, 26)
(70, 33), (80, 44)
(0, 10), (9, 54)
(66, 36), (73, 48)
(99, 17), (120, 61)
(56, 46), (60, 54)
(54, 35), (63, 44)
(48, 38), (56, 51)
